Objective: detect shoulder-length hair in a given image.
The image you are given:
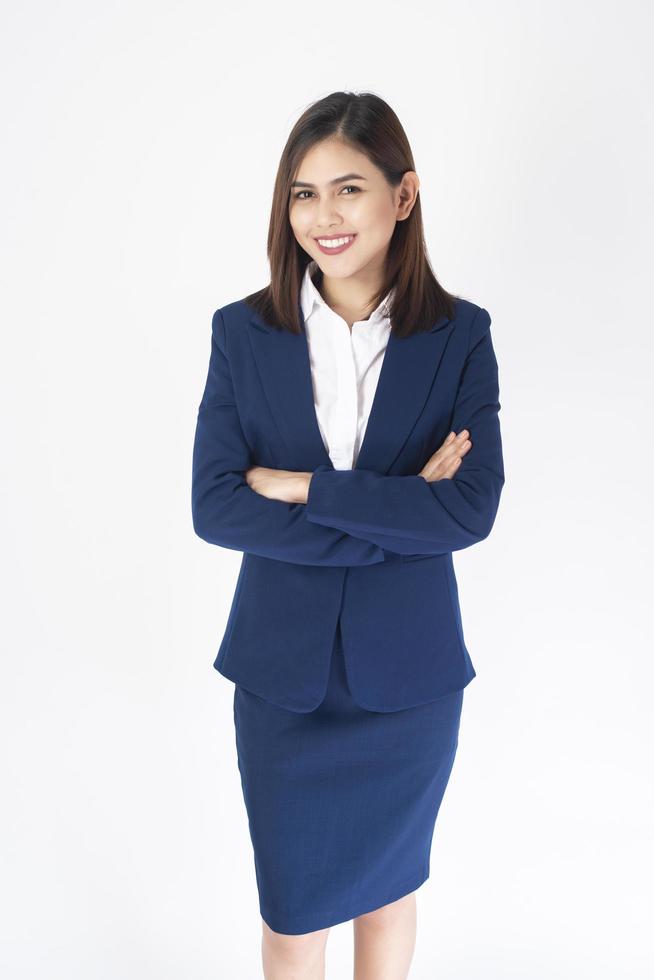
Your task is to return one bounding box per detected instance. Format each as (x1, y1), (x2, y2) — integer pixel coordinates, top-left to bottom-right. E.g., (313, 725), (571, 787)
(244, 91), (458, 340)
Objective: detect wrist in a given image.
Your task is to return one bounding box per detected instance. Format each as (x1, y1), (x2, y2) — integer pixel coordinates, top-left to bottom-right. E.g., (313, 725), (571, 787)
(301, 472), (313, 504)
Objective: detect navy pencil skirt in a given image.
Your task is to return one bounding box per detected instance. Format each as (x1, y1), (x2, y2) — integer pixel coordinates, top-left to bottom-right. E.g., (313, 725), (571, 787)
(232, 621), (464, 935)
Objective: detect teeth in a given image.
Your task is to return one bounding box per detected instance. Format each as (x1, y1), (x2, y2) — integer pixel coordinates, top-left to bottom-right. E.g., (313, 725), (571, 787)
(318, 236), (353, 248)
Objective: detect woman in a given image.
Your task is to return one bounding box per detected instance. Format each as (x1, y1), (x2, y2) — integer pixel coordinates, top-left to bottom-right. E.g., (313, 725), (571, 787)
(192, 91), (505, 978)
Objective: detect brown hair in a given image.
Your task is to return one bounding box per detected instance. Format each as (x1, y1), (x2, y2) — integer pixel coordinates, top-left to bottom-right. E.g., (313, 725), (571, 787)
(244, 91), (458, 339)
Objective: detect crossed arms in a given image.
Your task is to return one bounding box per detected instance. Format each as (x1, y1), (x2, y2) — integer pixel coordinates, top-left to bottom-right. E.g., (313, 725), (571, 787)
(191, 307), (505, 566)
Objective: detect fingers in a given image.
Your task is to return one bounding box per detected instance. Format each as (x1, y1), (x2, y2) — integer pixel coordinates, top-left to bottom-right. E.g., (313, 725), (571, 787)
(445, 429), (469, 450)
(432, 454), (463, 481)
(444, 455), (463, 478)
(434, 430), (471, 464)
(421, 430), (471, 482)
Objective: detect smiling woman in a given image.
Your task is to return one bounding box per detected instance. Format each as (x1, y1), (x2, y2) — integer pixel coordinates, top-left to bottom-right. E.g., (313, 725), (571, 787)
(288, 143), (418, 301)
(193, 90), (504, 976)
(243, 93), (457, 340)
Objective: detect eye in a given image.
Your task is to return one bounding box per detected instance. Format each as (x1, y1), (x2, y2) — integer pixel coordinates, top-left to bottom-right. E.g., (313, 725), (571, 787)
(292, 185), (362, 200)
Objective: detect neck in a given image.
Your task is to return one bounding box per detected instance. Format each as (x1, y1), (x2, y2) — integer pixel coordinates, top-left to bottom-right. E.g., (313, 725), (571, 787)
(311, 263), (385, 323)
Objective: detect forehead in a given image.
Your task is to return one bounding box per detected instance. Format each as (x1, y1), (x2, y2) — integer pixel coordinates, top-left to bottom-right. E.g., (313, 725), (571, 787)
(293, 139), (374, 183)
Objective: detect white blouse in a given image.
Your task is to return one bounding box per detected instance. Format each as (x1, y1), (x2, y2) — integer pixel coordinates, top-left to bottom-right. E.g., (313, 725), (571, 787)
(300, 260), (394, 471)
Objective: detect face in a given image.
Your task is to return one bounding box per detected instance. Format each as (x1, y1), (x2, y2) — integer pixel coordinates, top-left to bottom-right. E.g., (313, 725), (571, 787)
(288, 137), (419, 283)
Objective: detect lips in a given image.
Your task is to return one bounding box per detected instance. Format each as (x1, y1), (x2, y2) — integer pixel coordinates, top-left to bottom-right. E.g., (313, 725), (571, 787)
(314, 233), (357, 256)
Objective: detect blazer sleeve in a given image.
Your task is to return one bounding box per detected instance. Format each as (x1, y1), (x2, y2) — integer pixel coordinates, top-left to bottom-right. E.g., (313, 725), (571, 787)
(191, 308), (386, 566)
(305, 307), (505, 555)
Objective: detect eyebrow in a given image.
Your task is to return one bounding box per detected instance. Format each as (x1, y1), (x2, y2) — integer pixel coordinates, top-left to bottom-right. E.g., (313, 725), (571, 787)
(290, 172), (368, 188)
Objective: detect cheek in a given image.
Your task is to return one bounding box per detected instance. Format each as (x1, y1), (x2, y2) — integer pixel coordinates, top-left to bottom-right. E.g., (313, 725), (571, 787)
(357, 201), (395, 236)
(289, 208), (311, 236)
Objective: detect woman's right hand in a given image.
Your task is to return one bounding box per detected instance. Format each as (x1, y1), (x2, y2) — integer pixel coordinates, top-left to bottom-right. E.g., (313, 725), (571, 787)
(418, 430), (471, 482)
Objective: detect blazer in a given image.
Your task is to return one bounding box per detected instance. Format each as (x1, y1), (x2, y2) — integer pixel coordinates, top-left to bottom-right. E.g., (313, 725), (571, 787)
(191, 294), (505, 713)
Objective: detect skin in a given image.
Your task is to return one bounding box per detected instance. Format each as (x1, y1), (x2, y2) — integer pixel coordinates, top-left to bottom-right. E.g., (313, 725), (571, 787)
(246, 137), (471, 980)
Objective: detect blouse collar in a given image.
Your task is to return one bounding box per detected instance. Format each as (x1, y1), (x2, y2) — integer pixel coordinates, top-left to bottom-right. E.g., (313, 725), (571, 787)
(300, 260), (394, 326)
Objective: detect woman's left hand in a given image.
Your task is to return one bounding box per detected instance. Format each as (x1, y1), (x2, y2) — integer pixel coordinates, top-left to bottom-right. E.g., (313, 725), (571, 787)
(245, 466), (312, 504)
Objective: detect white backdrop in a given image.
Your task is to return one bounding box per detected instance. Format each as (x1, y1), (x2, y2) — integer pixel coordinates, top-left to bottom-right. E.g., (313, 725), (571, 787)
(1, 1), (652, 977)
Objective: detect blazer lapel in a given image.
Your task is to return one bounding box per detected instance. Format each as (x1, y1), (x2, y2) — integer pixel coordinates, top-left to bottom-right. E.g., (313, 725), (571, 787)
(247, 299), (455, 475)
(354, 314), (454, 473)
(248, 304), (334, 471)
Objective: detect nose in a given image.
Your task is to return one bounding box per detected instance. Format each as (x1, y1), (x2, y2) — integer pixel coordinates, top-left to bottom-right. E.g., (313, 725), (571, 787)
(315, 200), (343, 230)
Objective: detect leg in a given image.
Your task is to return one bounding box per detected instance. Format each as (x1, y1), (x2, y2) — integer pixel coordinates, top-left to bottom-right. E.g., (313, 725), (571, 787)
(352, 891), (417, 980)
(261, 917), (331, 980)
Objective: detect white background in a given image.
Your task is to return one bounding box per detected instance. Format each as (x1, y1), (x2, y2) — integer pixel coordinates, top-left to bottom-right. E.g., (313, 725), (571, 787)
(1, 1), (652, 977)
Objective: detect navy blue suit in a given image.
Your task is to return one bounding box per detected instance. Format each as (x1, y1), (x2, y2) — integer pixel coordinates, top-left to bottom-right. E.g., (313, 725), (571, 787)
(192, 295), (504, 713)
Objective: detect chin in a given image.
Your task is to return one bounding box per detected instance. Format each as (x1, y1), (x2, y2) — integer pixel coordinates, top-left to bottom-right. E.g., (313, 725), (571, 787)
(313, 257), (368, 278)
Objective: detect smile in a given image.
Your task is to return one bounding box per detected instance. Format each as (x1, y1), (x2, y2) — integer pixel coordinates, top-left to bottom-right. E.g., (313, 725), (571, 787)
(314, 234), (357, 255)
